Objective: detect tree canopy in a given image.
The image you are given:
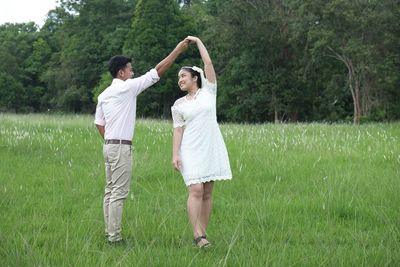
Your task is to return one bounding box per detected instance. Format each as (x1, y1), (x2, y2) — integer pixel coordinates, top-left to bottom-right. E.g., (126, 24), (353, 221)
(0, 0), (399, 123)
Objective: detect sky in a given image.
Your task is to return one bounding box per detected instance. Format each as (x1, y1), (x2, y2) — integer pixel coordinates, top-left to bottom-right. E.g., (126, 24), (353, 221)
(0, 0), (58, 27)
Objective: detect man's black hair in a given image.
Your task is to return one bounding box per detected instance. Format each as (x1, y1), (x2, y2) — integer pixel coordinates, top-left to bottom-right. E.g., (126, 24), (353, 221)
(108, 56), (132, 78)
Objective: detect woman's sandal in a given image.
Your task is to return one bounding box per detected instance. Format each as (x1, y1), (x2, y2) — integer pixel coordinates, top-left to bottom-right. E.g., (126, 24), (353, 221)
(193, 235), (211, 248)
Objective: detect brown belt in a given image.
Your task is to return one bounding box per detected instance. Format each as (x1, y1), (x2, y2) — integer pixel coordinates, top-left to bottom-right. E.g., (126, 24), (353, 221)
(105, 139), (132, 145)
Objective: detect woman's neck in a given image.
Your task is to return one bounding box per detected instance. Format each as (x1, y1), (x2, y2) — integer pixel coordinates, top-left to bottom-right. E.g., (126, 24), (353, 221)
(187, 86), (199, 96)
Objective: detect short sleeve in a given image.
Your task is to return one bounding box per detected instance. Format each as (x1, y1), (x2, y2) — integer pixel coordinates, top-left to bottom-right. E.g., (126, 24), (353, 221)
(94, 103), (105, 126)
(171, 106), (185, 128)
(203, 79), (217, 95)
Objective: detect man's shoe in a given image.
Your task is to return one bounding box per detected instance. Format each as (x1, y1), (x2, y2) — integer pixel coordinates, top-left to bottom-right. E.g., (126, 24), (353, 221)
(107, 238), (125, 245)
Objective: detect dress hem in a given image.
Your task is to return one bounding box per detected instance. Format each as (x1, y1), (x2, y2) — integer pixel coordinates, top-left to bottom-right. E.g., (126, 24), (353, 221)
(185, 176), (232, 187)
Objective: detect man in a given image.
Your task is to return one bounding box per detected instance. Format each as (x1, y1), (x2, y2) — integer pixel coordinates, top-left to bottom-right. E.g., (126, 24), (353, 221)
(95, 40), (188, 243)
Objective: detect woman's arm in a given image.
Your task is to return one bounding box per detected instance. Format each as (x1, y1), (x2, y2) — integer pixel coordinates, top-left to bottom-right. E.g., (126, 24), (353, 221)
(185, 36), (216, 83)
(172, 127), (184, 171)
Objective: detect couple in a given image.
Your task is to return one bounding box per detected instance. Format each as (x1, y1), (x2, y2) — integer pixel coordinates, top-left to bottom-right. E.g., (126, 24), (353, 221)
(94, 36), (232, 248)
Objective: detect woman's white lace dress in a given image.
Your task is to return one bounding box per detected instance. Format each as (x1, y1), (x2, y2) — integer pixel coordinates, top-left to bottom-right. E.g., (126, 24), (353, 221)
(171, 79), (232, 186)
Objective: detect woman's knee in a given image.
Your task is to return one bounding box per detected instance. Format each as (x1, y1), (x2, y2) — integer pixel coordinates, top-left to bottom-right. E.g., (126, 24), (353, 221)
(203, 190), (212, 201)
(188, 184), (204, 198)
(202, 182), (214, 200)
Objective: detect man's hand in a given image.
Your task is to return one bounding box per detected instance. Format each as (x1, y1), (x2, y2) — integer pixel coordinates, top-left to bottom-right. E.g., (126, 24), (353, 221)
(176, 39), (190, 52)
(155, 39), (189, 76)
(185, 36), (199, 44)
(96, 124), (105, 139)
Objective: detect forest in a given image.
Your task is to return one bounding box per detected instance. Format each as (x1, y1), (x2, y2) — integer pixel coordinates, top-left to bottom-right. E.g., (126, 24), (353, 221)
(0, 0), (399, 123)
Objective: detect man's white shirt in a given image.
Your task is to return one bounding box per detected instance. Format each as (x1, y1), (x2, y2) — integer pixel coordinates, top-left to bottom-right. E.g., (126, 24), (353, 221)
(94, 69), (160, 140)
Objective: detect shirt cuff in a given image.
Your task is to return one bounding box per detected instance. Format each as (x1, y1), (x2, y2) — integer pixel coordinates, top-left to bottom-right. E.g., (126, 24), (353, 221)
(149, 68), (160, 82)
(94, 119), (105, 126)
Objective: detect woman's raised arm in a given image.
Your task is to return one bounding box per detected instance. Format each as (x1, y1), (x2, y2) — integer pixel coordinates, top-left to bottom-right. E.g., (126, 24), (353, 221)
(185, 36), (216, 84)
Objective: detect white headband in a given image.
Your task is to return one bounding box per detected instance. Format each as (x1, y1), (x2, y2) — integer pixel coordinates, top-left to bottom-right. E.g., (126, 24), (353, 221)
(191, 66), (206, 88)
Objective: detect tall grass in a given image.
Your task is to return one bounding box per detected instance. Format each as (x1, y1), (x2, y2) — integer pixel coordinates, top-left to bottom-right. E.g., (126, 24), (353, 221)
(0, 113), (399, 266)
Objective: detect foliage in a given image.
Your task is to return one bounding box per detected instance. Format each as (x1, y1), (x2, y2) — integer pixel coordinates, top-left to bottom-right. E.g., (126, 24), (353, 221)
(123, 0), (197, 118)
(92, 71), (112, 103)
(0, 0), (399, 122)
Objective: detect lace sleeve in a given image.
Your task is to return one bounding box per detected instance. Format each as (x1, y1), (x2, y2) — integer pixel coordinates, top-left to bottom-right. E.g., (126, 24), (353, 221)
(191, 66), (217, 95)
(203, 79), (217, 95)
(171, 106), (185, 128)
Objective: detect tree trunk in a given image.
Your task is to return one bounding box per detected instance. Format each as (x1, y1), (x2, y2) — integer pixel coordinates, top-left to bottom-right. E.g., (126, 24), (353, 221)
(352, 66), (362, 124)
(328, 47), (362, 124)
(361, 77), (373, 116)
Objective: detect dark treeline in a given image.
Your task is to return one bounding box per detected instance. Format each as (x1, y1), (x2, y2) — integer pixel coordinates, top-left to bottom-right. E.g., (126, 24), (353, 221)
(0, 0), (399, 123)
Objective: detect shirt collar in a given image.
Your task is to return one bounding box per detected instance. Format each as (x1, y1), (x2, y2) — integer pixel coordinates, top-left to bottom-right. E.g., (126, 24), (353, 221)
(111, 78), (125, 84)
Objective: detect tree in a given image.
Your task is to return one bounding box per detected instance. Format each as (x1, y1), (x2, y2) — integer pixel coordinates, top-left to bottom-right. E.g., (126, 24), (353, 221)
(123, 0), (197, 118)
(296, 0), (400, 123)
(205, 0), (400, 123)
(0, 23), (40, 111)
(0, 0), (399, 121)
(42, 0), (136, 112)
(199, 0), (300, 122)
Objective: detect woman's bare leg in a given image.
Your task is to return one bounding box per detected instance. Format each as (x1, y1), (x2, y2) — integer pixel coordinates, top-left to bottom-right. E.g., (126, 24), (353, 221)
(187, 183), (204, 238)
(200, 181), (214, 242)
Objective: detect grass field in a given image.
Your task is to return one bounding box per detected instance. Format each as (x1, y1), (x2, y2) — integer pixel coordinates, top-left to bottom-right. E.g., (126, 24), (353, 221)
(0, 113), (399, 266)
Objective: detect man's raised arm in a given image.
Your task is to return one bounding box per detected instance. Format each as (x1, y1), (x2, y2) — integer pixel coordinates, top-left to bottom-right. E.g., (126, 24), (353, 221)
(155, 40), (189, 77)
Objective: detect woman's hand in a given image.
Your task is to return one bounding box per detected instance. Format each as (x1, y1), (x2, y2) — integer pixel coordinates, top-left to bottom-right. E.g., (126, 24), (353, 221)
(184, 36), (216, 83)
(185, 36), (199, 44)
(172, 154), (182, 171)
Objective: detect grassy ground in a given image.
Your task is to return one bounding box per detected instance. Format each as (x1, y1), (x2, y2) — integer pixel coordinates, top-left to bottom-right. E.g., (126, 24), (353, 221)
(0, 113), (399, 266)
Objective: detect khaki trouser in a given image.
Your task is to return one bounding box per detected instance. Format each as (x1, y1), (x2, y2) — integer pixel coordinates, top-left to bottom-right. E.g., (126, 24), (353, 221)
(102, 144), (133, 241)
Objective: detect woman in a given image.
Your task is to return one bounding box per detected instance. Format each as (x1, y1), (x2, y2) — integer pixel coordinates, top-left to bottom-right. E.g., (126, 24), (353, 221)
(171, 36), (232, 248)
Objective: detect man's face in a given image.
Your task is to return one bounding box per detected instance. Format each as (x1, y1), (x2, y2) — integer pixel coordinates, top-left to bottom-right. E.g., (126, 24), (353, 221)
(120, 63), (134, 81)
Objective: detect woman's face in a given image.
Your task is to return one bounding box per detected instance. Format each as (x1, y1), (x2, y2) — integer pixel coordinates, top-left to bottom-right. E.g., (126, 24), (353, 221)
(178, 69), (197, 91)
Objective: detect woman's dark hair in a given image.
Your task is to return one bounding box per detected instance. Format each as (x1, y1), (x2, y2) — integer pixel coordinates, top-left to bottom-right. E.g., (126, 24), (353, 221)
(181, 66), (202, 88)
(108, 55), (132, 78)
